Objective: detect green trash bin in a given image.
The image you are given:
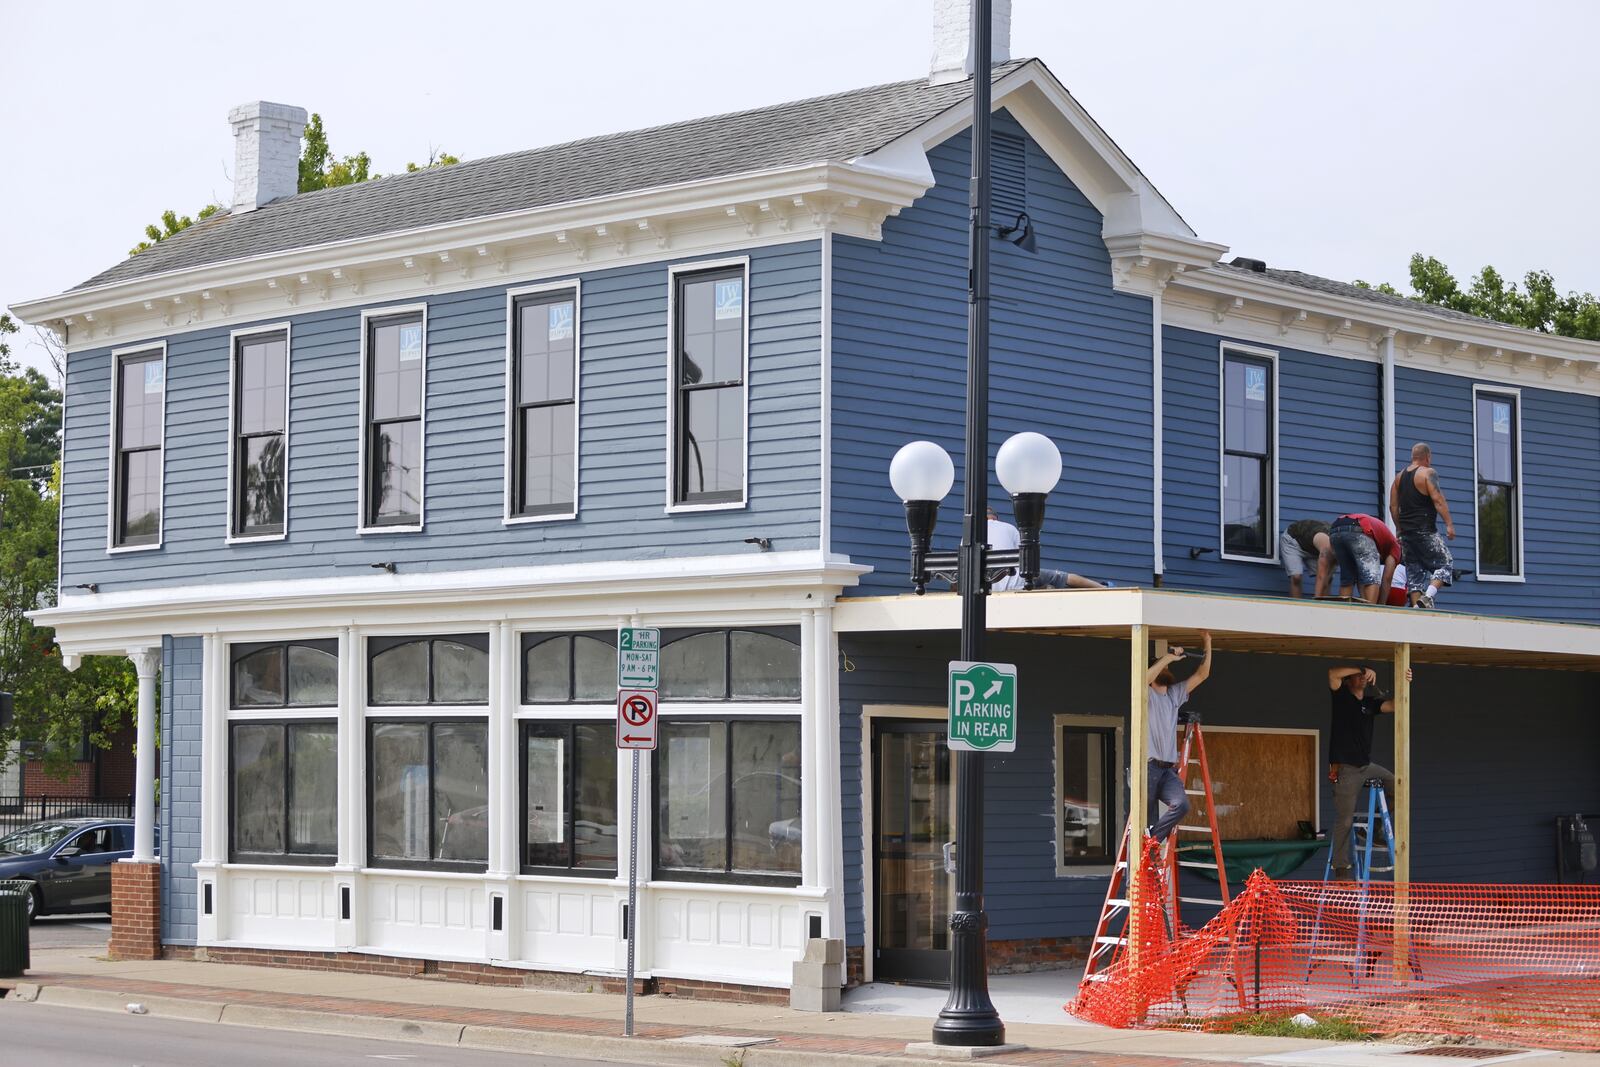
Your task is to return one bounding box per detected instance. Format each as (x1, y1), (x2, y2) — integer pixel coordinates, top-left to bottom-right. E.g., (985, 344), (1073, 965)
(0, 880), (31, 977)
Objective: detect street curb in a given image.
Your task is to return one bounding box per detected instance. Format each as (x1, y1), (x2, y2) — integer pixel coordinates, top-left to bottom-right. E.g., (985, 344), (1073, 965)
(8, 980), (961, 1067)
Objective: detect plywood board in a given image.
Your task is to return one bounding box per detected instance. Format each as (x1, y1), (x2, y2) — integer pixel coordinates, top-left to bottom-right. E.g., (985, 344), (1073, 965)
(1182, 729), (1317, 841)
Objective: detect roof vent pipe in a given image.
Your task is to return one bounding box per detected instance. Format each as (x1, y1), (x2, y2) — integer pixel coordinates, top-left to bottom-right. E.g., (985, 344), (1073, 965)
(930, 0), (1012, 85)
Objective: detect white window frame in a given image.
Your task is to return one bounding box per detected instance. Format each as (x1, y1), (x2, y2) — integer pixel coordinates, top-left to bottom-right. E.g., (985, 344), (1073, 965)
(503, 280), (581, 525)
(1471, 384), (1525, 583)
(225, 637), (340, 717)
(1053, 713), (1124, 878)
(664, 256), (751, 514)
(1217, 341), (1281, 564)
(105, 341), (168, 554)
(357, 303), (428, 535)
(225, 322), (293, 544)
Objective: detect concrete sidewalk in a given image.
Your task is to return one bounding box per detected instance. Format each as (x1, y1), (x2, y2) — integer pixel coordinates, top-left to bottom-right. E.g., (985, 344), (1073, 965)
(4, 945), (1596, 1067)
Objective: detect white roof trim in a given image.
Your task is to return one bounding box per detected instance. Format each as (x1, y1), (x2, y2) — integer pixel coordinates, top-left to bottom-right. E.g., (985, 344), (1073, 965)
(832, 587), (1600, 664)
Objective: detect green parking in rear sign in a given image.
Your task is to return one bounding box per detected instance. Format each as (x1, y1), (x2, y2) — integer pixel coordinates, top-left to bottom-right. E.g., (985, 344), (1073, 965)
(947, 660), (1018, 753)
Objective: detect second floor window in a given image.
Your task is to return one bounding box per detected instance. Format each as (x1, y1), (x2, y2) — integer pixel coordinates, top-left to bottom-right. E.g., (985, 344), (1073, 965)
(113, 348), (164, 548)
(232, 330), (288, 537)
(364, 311), (424, 528)
(672, 265), (747, 507)
(1221, 348), (1274, 559)
(511, 289), (578, 518)
(1476, 389), (1520, 576)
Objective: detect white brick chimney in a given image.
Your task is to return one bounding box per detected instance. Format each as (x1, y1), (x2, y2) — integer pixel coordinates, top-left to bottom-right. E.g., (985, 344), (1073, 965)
(227, 101), (308, 213)
(930, 0), (1012, 85)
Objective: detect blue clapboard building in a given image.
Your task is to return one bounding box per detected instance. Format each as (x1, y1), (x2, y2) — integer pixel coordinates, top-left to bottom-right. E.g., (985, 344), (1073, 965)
(14, 3), (1599, 995)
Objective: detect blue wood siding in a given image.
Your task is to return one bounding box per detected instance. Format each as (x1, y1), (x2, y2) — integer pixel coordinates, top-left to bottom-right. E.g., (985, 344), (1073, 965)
(840, 634), (1600, 949)
(60, 244), (822, 592)
(1162, 326), (1383, 594)
(1395, 366), (1600, 622)
(161, 635), (202, 946)
(831, 112), (1155, 596)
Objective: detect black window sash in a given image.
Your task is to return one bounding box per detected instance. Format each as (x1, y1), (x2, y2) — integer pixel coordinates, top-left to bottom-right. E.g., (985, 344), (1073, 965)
(233, 332), (287, 536)
(657, 627), (802, 703)
(672, 267), (745, 505)
(367, 634), (490, 707)
(511, 291), (577, 517)
(229, 719), (338, 866)
(1058, 723), (1117, 865)
(1477, 394), (1519, 573)
(365, 313), (423, 527)
(114, 352), (162, 546)
(365, 719), (487, 873)
(651, 716), (801, 887)
(519, 719), (616, 876)
(230, 640), (339, 710)
(1222, 352), (1273, 557)
(520, 632), (617, 704)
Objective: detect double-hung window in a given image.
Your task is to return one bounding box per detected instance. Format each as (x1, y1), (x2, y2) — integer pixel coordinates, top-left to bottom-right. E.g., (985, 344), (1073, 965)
(231, 329), (289, 538)
(509, 288), (578, 520)
(366, 633), (489, 871)
(671, 263), (747, 508)
(363, 310), (425, 529)
(1475, 388), (1521, 577)
(229, 640), (339, 865)
(111, 347), (165, 548)
(1220, 347), (1276, 559)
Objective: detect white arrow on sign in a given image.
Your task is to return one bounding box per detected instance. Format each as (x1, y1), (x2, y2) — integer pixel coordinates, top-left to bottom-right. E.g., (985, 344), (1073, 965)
(983, 680), (1004, 699)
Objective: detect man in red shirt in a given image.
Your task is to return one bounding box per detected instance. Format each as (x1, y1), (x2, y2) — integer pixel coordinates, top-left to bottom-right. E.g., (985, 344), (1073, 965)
(1316, 514), (1402, 604)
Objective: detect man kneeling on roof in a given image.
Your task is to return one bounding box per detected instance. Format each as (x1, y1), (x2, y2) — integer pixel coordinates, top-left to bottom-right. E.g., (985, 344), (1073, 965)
(1315, 513), (1402, 604)
(986, 506), (1105, 590)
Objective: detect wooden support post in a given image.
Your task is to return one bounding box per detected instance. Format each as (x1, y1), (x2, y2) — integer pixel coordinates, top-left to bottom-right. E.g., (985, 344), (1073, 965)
(1393, 642), (1411, 981)
(1128, 624), (1150, 970)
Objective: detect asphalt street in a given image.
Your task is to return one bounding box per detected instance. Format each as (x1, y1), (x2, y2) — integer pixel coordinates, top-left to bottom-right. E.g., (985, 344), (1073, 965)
(28, 915), (112, 949)
(0, 1000), (627, 1066)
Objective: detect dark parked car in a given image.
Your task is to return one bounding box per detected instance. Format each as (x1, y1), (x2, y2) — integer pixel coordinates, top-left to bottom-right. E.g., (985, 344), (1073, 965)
(0, 818), (150, 921)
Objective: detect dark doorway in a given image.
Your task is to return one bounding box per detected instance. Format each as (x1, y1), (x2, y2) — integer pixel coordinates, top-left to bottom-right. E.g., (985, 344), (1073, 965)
(872, 718), (953, 984)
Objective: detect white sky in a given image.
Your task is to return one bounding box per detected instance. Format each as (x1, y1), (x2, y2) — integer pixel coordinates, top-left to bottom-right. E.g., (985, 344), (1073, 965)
(5, 0), (1598, 378)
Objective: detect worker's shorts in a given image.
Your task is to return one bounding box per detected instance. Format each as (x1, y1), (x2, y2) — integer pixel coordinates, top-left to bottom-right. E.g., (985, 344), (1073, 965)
(1329, 518), (1383, 589)
(1399, 529), (1453, 593)
(1279, 531), (1316, 579)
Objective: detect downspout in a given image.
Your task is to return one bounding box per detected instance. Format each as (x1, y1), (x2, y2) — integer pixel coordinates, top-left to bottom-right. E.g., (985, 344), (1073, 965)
(1152, 286), (1165, 586)
(1381, 330), (1396, 521)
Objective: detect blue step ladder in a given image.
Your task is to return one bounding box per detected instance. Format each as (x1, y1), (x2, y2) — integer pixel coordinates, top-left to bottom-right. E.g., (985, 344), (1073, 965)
(1306, 778), (1421, 985)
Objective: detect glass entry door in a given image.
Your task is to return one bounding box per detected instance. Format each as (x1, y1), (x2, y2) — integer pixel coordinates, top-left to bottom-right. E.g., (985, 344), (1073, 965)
(872, 719), (954, 984)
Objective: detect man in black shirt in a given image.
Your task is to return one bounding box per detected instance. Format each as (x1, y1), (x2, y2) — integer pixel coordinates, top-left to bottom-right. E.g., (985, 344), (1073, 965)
(1325, 664), (1411, 880)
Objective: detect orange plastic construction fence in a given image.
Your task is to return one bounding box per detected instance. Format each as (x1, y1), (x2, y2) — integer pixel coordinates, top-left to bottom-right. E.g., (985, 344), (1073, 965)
(1069, 852), (1600, 1051)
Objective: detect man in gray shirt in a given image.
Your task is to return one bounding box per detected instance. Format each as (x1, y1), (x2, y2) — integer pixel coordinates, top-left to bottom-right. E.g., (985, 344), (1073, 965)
(1143, 631), (1213, 842)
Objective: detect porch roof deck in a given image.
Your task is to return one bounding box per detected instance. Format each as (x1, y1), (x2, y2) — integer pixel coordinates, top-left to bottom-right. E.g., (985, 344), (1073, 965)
(831, 586), (1600, 671)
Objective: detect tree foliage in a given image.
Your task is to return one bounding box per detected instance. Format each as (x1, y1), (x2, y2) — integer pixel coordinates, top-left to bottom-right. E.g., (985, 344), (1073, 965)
(133, 113), (461, 254)
(0, 315), (136, 780)
(1356, 255), (1600, 341)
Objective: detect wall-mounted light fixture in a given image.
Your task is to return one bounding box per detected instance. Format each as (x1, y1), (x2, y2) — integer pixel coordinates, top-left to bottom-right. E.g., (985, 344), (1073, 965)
(742, 536), (772, 551)
(74, 583), (99, 594)
(370, 562), (396, 574)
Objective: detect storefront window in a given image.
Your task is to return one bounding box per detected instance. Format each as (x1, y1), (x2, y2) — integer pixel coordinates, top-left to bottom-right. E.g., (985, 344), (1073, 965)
(231, 721), (337, 864)
(522, 721), (617, 872)
(657, 719), (800, 883)
(369, 720), (488, 870)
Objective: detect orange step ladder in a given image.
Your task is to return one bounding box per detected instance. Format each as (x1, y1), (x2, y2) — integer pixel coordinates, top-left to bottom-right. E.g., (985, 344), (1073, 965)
(1082, 718), (1230, 983)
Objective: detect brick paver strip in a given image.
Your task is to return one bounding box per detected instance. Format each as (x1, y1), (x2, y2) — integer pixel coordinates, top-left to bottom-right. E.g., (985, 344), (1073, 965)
(19, 970), (1207, 1066)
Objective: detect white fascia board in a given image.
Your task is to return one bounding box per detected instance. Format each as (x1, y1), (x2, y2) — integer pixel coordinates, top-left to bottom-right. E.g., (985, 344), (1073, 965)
(1174, 267), (1600, 369)
(32, 550), (870, 655)
(831, 587), (1600, 662)
(12, 161), (928, 344)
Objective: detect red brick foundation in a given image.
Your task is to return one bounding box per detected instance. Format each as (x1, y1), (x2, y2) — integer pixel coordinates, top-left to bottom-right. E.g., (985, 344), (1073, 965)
(166, 945), (784, 1003)
(987, 935), (1090, 973)
(109, 861), (162, 961)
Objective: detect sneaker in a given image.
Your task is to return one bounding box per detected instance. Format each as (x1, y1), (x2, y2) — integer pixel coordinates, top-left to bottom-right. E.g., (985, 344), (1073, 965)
(1418, 592), (1435, 609)
(1331, 867), (1357, 883)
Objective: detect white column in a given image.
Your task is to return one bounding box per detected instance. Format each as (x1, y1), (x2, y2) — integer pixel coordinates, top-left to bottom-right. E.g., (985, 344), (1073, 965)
(800, 611), (820, 888)
(812, 605), (845, 937)
(196, 634), (226, 943)
(335, 626), (364, 949)
(487, 621), (517, 962)
(128, 646), (162, 863)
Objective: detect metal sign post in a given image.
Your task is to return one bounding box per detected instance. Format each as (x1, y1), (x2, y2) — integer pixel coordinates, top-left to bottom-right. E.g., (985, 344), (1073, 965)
(617, 627), (660, 1039)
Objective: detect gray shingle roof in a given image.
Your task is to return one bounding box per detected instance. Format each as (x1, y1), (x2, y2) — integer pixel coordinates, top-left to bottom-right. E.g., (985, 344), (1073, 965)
(1212, 261), (1511, 329)
(77, 61), (1031, 292)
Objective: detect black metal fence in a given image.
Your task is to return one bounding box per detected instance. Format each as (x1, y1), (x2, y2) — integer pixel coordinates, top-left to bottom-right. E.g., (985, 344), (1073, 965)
(0, 794), (134, 832)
